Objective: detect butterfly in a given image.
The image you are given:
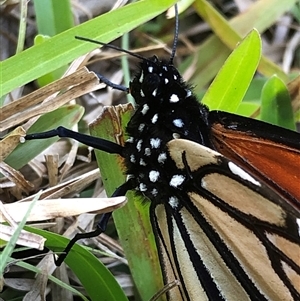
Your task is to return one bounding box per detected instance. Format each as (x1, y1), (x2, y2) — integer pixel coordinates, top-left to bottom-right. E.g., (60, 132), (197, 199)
(25, 4), (300, 301)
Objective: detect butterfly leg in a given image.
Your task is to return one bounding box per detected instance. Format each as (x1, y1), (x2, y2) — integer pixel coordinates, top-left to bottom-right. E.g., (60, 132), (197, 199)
(55, 179), (134, 266)
(26, 127), (130, 264)
(25, 126), (124, 155)
(96, 73), (128, 92)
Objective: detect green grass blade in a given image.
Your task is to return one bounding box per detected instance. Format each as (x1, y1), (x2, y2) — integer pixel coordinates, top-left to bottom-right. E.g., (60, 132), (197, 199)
(32, 0), (74, 85)
(260, 75), (295, 130)
(0, 191), (41, 274)
(13, 259), (89, 300)
(26, 227), (128, 301)
(16, 0), (28, 53)
(33, 0), (74, 36)
(202, 30), (261, 112)
(235, 102), (260, 117)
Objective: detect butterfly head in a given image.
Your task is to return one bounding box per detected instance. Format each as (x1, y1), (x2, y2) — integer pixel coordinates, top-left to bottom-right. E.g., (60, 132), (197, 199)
(129, 55), (191, 108)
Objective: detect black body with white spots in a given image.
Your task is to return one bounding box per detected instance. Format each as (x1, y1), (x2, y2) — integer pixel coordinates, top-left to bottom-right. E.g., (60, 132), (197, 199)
(124, 56), (211, 206)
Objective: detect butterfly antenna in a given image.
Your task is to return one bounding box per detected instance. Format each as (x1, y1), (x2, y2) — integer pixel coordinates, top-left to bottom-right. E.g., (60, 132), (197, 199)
(75, 36), (147, 61)
(169, 4), (179, 64)
(77, 4), (179, 65)
(75, 36), (149, 92)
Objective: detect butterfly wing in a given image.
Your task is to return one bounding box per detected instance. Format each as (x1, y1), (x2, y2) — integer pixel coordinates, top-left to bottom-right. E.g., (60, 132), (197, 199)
(152, 139), (300, 300)
(209, 111), (300, 209)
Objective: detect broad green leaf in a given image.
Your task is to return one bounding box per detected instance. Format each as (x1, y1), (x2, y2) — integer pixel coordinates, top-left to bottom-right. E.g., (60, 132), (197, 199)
(202, 30), (261, 112)
(260, 75), (295, 130)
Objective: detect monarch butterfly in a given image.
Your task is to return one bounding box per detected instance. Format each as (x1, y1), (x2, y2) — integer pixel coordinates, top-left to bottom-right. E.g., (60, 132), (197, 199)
(25, 4), (300, 301)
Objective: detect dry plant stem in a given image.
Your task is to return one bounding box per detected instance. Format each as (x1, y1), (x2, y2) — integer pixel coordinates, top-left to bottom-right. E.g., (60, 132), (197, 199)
(21, 168), (100, 201)
(0, 162), (34, 194)
(0, 201), (46, 250)
(0, 196), (126, 223)
(0, 127), (26, 161)
(0, 68), (101, 131)
(45, 155), (59, 187)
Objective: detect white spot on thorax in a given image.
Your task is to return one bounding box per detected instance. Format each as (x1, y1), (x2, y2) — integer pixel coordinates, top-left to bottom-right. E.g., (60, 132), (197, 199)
(148, 66), (153, 73)
(169, 196), (179, 208)
(170, 175), (185, 187)
(170, 94), (179, 103)
(151, 114), (158, 124)
(228, 162), (261, 186)
(150, 138), (161, 149)
(139, 183), (147, 191)
(136, 140), (143, 152)
(173, 119), (184, 128)
(138, 123), (145, 132)
(139, 71), (144, 82)
(151, 188), (158, 196)
(141, 104), (149, 115)
(126, 174), (134, 181)
(173, 75), (177, 80)
(164, 78), (169, 84)
(158, 152), (167, 164)
(149, 170), (160, 182)
(145, 148), (151, 156)
(139, 158), (147, 166)
(186, 90), (192, 97)
(140, 89), (145, 97)
(152, 89), (157, 97)
(163, 66), (168, 71)
(130, 154), (136, 163)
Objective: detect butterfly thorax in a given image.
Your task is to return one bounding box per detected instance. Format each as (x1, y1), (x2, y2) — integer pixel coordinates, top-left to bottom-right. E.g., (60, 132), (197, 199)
(124, 56), (210, 205)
